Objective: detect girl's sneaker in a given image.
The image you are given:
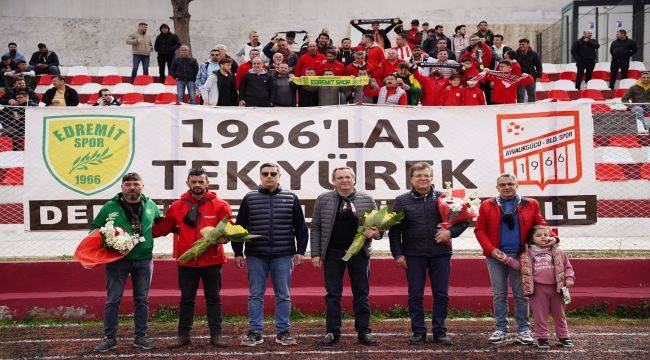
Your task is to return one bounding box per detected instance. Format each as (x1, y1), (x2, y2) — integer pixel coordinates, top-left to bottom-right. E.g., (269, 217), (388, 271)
(557, 338), (575, 347)
(536, 339), (550, 349)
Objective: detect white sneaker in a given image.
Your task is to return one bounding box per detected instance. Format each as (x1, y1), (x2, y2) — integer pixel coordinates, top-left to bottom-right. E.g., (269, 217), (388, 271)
(488, 330), (509, 344)
(516, 330), (535, 345)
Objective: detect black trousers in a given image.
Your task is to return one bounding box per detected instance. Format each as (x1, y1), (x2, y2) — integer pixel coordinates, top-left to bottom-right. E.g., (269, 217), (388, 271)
(158, 54), (175, 83)
(405, 255), (451, 336)
(576, 59), (596, 89)
(178, 265), (222, 336)
(323, 248), (371, 335)
(481, 81), (492, 104)
(609, 58), (630, 89)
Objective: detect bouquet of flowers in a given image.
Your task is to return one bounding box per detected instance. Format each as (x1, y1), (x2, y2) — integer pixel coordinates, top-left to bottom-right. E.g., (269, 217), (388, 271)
(74, 212), (144, 268)
(178, 219), (259, 263)
(437, 182), (481, 246)
(342, 206), (404, 261)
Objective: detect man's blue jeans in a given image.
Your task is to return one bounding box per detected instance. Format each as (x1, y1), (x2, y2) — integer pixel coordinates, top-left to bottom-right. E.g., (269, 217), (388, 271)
(103, 258), (153, 339)
(246, 255), (293, 334)
(486, 255), (530, 333)
(131, 54), (150, 79)
(176, 80), (196, 104)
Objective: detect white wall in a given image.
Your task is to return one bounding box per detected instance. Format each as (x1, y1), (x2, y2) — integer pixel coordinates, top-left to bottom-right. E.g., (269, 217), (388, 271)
(0, 0), (569, 67)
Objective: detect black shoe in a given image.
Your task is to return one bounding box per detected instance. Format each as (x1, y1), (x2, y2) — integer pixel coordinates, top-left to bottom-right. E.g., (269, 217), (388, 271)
(275, 331), (298, 346)
(319, 332), (340, 346)
(210, 334), (228, 348)
(409, 333), (427, 345)
(133, 335), (155, 349)
(434, 333), (453, 345)
(536, 338), (550, 349)
(240, 331), (264, 347)
(168, 335), (191, 349)
(557, 338), (574, 348)
(93, 337), (116, 352)
(357, 332), (377, 346)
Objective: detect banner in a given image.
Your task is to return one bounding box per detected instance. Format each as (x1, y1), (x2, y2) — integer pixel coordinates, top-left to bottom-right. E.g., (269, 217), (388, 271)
(291, 76), (369, 86)
(24, 103), (597, 231)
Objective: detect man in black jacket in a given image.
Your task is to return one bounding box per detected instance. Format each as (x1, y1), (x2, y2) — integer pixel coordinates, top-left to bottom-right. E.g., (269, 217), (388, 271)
(514, 39), (543, 102)
(171, 46), (199, 104)
(389, 162), (469, 346)
(154, 24), (181, 83)
(0, 78), (38, 105)
(238, 58), (274, 107)
(43, 76), (79, 107)
(234, 163), (309, 347)
(571, 29), (600, 89)
(28, 43), (60, 75)
(609, 29), (638, 89)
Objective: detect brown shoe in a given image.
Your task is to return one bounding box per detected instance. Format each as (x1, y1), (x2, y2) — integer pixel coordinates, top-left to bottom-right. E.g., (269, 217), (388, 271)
(168, 335), (191, 349)
(210, 334), (228, 348)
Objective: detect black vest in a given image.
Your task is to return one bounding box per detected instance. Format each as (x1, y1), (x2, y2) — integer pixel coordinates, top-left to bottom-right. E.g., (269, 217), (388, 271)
(243, 187), (298, 257)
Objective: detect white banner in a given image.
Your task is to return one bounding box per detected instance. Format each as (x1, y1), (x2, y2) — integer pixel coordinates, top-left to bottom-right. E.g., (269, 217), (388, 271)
(24, 103), (596, 231)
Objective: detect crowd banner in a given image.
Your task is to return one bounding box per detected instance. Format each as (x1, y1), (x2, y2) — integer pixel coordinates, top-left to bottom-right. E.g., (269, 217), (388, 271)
(291, 76), (370, 86)
(24, 103), (596, 231)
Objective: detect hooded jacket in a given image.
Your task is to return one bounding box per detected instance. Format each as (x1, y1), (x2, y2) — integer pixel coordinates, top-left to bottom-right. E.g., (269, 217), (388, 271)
(154, 25), (181, 56)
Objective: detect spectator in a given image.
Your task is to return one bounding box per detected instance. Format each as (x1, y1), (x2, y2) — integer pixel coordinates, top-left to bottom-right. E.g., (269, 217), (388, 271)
(361, 34), (386, 70)
(14, 90), (38, 106)
(28, 43), (60, 75)
(350, 19), (401, 50)
(474, 21), (495, 46)
(337, 38), (355, 67)
(2, 42), (26, 62)
(346, 51), (376, 77)
(0, 90), (35, 151)
(126, 23), (153, 79)
(317, 49), (346, 76)
(621, 71), (650, 132)
(396, 20), (422, 49)
(484, 60), (534, 104)
(413, 66), (449, 106)
(396, 62), (422, 105)
(377, 74), (407, 105)
(0, 55), (16, 76)
(430, 50), (459, 79)
(236, 48), (263, 88)
(571, 29), (599, 90)
(433, 25), (452, 50)
(351, 67), (380, 104)
(393, 34), (413, 61)
(285, 31), (303, 53)
(463, 80), (487, 105)
(196, 49), (221, 96)
(317, 69), (341, 106)
(154, 23), (181, 83)
(452, 25), (470, 59)
(376, 49), (402, 84)
(171, 45), (199, 104)
(4, 60), (35, 90)
(421, 22), (430, 38)
(461, 35), (493, 71)
(93, 88), (122, 106)
(215, 44), (239, 74)
(491, 35), (512, 67)
(504, 50), (522, 75)
(239, 58), (274, 107)
(316, 32), (335, 55)
(406, 45), (430, 67)
(201, 58), (239, 107)
(236, 31), (268, 63)
(268, 53), (285, 76)
(272, 63), (297, 107)
(0, 78), (38, 105)
(459, 56), (479, 84)
(430, 39), (457, 61)
(609, 29), (638, 90)
(297, 67), (319, 107)
(440, 75), (464, 106)
(263, 37), (298, 70)
(422, 29), (437, 55)
(514, 39), (542, 103)
(42, 75), (79, 107)
(294, 42), (326, 76)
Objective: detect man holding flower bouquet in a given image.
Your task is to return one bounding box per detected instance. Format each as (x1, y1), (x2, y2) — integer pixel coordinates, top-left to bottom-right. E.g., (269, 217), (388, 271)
(152, 168), (232, 349)
(388, 162), (469, 346)
(310, 167), (381, 347)
(90, 172), (162, 352)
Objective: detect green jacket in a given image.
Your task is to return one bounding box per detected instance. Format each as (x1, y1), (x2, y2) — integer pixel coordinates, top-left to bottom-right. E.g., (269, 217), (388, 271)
(90, 193), (162, 260)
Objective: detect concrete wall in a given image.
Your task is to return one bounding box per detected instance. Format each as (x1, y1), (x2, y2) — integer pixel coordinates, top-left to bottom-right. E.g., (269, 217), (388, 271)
(0, 0), (568, 66)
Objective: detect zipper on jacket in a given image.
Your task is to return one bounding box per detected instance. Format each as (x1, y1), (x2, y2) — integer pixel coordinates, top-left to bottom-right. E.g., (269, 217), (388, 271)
(269, 193), (274, 252)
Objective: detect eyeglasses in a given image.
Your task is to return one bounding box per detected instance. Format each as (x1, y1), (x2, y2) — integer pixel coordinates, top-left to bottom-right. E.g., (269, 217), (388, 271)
(261, 172), (278, 177)
(188, 167), (207, 176)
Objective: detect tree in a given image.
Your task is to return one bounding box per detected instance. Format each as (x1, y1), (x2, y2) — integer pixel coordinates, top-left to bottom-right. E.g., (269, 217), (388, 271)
(170, 0), (193, 48)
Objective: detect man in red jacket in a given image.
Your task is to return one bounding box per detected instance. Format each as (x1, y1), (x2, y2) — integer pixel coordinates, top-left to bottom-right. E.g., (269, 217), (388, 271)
(294, 42), (327, 76)
(375, 49), (402, 85)
(361, 34), (386, 70)
(317, 49), (346, 75)
(474, 173), (547, 346)
(153, 168), (232, 349)
(346, 51), (376, 77)
(413, 67), (449, 106)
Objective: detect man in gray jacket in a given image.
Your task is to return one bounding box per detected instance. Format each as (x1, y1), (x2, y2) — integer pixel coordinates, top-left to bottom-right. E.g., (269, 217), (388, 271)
(310, 167), (380, 347)
(126, 22), (153, 80)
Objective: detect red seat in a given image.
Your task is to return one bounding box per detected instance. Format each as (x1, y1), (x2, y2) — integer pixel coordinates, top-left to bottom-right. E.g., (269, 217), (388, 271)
(614, 88), (628, 98)
(560, 71), (576, 80)
(133, 75), (154, 85)
(591, 70), (610, 80)
(86, 93), (99, 104)
(154, 92), (178, 104)
(627, 70), (641, 79)
(640, 163), (650, 180)
(0, 167), (23, 185)
(70, 75), (92, 86)
(164, 76), (177, 85)
(122, 92), (144, 104)
(101, 75), (123, 86)
(595, 163), (626, 181)
(547, 90), (571, 101)
(0, 137), (12, 151)
(608, 135), (641, 148)
(581, 89), (605, 101)
(540, 73), (550, 83)
(37, 74), (53, 86)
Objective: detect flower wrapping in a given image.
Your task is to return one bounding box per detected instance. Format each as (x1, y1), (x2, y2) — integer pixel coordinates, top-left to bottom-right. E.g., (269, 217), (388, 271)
(342, 205), (404, 261)
(437, 183), (481, 246)
(177, 219), (259, 263)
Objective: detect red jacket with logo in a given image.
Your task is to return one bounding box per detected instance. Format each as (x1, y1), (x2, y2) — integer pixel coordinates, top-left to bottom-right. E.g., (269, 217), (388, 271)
(316, 60), (346, 76)
(152, 190), (231, 267)
(440, 85), (464, 106)
(413, 69), (449, 106)
(294, 52), (327, 76)
(463, 86), (486, 105)
(487, 72), (533, 104)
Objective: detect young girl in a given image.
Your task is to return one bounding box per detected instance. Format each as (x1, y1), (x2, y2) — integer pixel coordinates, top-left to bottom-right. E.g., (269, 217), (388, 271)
(497, 225), (575, 349)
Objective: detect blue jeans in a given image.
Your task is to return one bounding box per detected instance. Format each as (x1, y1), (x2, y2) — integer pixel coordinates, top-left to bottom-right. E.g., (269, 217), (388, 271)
(486, 255), (530, 333)
(247, 255), (293, 334)
(633, 106), (649, 130)
(176, 80), (196, 104)
(131, 54), (150, 79)
(103, 258), (153, 339)
(405, 255), (451, 336)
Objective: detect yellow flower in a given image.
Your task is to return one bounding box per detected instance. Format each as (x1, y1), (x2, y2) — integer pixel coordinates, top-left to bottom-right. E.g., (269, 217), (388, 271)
(224, 222), (247, 236)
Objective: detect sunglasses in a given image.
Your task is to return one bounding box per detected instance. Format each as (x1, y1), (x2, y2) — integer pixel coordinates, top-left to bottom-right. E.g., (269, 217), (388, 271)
(261, 172), (278, 177)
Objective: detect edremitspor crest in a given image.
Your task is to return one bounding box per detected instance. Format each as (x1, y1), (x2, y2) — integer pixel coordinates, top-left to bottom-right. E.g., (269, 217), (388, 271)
(42, 115), (135, 195)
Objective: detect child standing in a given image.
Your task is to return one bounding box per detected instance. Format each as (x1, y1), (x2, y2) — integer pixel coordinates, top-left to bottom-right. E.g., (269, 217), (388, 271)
(497, 225), (575, 349)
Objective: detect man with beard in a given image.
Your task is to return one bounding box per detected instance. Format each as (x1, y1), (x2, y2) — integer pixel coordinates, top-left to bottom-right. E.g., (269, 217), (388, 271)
(153, 168), (231, 349)
(395, 63), (422, 105)
(91, 173), (162, 352)
(317, 49), (346, 76)
(337, 38), (355, 67)
(2, 42), (26, 62)
(294, 42), (326, 76)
